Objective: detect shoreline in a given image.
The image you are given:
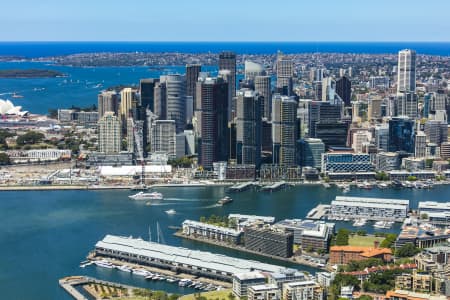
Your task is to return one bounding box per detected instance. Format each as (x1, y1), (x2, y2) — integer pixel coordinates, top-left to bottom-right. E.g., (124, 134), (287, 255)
(173, 231), (328, 272)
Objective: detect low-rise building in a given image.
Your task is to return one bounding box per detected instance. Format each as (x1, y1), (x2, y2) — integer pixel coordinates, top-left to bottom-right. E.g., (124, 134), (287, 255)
(395, 271), (433, 293)
(316, 272), (335, 288)
(6, 149), (71, 163)
(396, 223), (450, 248)
(232, 271), (267, 298)
(282, 281), (323, 300)
(386, 289), (447, 300)
(228, 214), (276, 231)
(244, 226), (294, 258)
(376, 152), (400, 171)
(181, 220), (242, 244)
(247, 284), (280, 300)
(321, 153), (373, 174)
(268, 269), (307, 289)
(329, 245), (393, 265)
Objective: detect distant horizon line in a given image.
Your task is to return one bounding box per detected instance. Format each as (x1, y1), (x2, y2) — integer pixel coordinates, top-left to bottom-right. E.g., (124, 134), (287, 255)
(0, 40), (449, 43)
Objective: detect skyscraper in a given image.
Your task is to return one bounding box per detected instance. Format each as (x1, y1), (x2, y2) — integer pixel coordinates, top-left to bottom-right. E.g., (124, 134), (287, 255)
(388, 116), (415, 153)
(219, 51), (236, 97)
(254, 75), (272, 119)
(298, 138), (325, 169)
(276, 53), (294, 96)
(335, 76), (351, 106)
(186, 64), (201, 101)
(139, 78), (159, 112)
(150, 120), (176, 159)
(153, 81), (167, 120)
(396, 92), (418, 119)
(160, 75), (187, 133)
(272, 94), (298, 166)
(98, 90), (118, 119)
(119, 87), (137, 124)
(236, 89), (262, 167)
(397, 49), (416, 93)
(195, 76), (229, 169)
(414, 131), (427, 158)
(98, 112), (122, 154)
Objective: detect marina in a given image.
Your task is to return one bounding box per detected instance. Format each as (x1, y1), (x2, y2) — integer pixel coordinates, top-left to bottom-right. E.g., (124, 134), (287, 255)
(260, 181), (288, 192)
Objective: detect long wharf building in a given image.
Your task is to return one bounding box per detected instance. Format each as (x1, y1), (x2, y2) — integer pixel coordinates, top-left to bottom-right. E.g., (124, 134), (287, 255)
(94, 235), (295, 281)
(330, 196), (409, 221)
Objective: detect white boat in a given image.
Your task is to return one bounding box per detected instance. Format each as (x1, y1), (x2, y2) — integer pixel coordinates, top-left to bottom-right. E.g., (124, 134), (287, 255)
(373, 220), (392, 229)
(133, 268), (151, 276)
(117, 265), (132, 273)
(352, 219), (367, 227)
(129, 191), (163, 200)
(165, 209), (176, 215)
(94, 260), (114, 269)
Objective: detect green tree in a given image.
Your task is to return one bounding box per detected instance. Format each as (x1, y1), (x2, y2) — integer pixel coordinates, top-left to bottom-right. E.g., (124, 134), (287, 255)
(335, 229), (350, 246)
(407, 175), (417, 181)
(0, 152), (11, 165)
(420, 213), (428, 220)
(375, 171), (389, 181)
(396, 243), (420, 257)
(358, 295), (373, 300)
(16, 131), (45, 146)
(380, 234), (397, 248)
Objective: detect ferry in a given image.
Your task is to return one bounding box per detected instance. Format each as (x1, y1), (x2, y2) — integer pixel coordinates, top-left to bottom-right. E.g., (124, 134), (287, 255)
(165, 209), (176, 215)
(129, 191), (163, 200)
(217, 196), (233, 206)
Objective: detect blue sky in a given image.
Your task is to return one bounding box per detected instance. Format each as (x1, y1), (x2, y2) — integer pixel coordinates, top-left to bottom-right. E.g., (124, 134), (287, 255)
(1, 0), (449, 41)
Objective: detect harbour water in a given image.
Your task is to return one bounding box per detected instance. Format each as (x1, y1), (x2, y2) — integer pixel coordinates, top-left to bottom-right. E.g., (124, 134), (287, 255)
(1, 184), (450, 299)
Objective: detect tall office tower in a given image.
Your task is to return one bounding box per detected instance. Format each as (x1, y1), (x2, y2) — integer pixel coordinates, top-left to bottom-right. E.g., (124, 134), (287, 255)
(424, 120), (448, 146)
(150, 120), (176, 158)
(397, 49), (416, 93)
(388, 116), (415, 154)
(119, 87), (137, 124)
(98, 90), (118, 118)
(219, 51), (236, 97)
(195, 76), (229, 169)
(335, 76), (351, 106)
(321, 77), (336, 102)
(272, 94), (298, 166)
(218, 70), (234, 121)
(160, 74), (187, 133)
(261, 119), (272, 153)
(244, 60), (265, 80)
(126, 117), (134, 153)
(139, 78), (159, 112)
(368, 97), (383, 121)
(276, 52), (294, 96)
(98, 112), (122, 154)
(423, 93), (432, 118)
(414, 131), (427, 158)
(375, 124), (389, 152)
(186, 64), (201, 102)
(313, 81), (323, 101)
(236, 89), (262, 167)
(396, 92), (418, 119)
(308, 101), (342, 138)
(254, 75), (272, 119)
(153, 81), (167, 119)
(298, 138), (325, 169)
(430, 90), (447, 113)
(309, 67), (316, 82)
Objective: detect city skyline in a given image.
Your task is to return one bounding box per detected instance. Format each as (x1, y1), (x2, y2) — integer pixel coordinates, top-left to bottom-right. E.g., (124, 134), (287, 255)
(1, 0), (450, 42)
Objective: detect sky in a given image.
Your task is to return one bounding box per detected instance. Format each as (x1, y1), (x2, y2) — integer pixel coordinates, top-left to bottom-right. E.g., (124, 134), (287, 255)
(1, 0), (449, 42)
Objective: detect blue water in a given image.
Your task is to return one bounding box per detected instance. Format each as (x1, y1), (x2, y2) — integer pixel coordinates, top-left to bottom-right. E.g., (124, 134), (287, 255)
(0, 42), (449, 57)
(1, 185), (450, 299)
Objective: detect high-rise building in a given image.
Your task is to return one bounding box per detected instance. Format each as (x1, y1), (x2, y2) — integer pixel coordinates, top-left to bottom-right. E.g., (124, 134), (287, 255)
(397, 92), (418, 119)
(218, 70), (234, 121)
(186, 64), (201, 102)
(219, 51), (236, 97)
(139, 78), (159, 112)
(321, 77), (336, 102)
(415, 131), (427, 158)
(160, 75), (187, 133)
(298, 138), (325, 169)
(195, 76), (229, 169)
(244, 61), (266, 80)
(368, 97), (383, 121)
(352, 131), (372, 153)
(276, 53), (294, 96)
(335, 76), (351, 106)
(150, 120), (176, 159)
(308, 101), (342, 138)
(397, 49), (416, 93)
(98, 90), (119, 118)
(98, 112), (122, 154)
(254, 75), (272, 119)
(119, 87), (137, 124)
(424, 120), (448, 146)
(388, 116), (415, 154)
(375, 124), (389, 152)
(430, 90), (447, 113)
(154, 81), (167, 120)
(236, 89), (262, 167)
(272, 94), (298, 166)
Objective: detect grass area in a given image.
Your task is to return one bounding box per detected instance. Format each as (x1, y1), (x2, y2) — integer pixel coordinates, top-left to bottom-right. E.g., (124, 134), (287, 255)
(348, 235), (385, 247)
(180, 289), (232, 300)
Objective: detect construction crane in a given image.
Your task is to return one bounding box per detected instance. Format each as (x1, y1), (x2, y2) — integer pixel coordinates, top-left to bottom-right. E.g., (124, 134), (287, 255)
(131, 119), (146, 188)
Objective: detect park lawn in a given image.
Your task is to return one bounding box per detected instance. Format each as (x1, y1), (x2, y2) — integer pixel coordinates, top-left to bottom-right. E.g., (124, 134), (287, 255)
(180, 289), (232, 300)
(348, 235), (385, 247)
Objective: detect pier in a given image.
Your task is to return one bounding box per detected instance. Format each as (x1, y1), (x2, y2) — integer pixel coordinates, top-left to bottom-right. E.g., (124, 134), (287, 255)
(306, 204), (331, 220)
(260, 181), (287, 192)
(228, 181), (256, 192)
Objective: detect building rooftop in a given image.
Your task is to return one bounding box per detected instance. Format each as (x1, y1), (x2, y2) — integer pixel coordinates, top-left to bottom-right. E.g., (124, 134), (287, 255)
(334, 196), (409, 206)
(386, 290), (447, 300)
(419, 201), (450, 211)
(233, 271), (266, 281)
(397, 224), (450, 240)
(182, 220), (241, 236)
(248, 284), (279, 292)
(330, 245), (392, 257)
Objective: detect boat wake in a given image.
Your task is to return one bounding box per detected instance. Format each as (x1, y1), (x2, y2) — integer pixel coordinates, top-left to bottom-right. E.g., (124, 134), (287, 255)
(164, 198), (198, 202)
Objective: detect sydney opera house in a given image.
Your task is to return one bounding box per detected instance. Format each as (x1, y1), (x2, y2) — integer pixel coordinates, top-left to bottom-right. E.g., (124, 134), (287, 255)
(0, 99), (28, 116)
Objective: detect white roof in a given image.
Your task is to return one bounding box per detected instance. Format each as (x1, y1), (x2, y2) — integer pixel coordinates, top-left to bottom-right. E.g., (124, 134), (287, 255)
(99, 165), (172, 176)
(419, 201), (450, 211)
(96, 235), (294, 275)
(334, 196), (409, 206)
(249, 284), (279, 292)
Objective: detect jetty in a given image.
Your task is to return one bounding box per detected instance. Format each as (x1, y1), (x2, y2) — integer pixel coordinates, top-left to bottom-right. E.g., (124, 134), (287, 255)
(228, 181), (256, 192)
(306, 204), (331, 220)
(260, 181), (287, 192)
